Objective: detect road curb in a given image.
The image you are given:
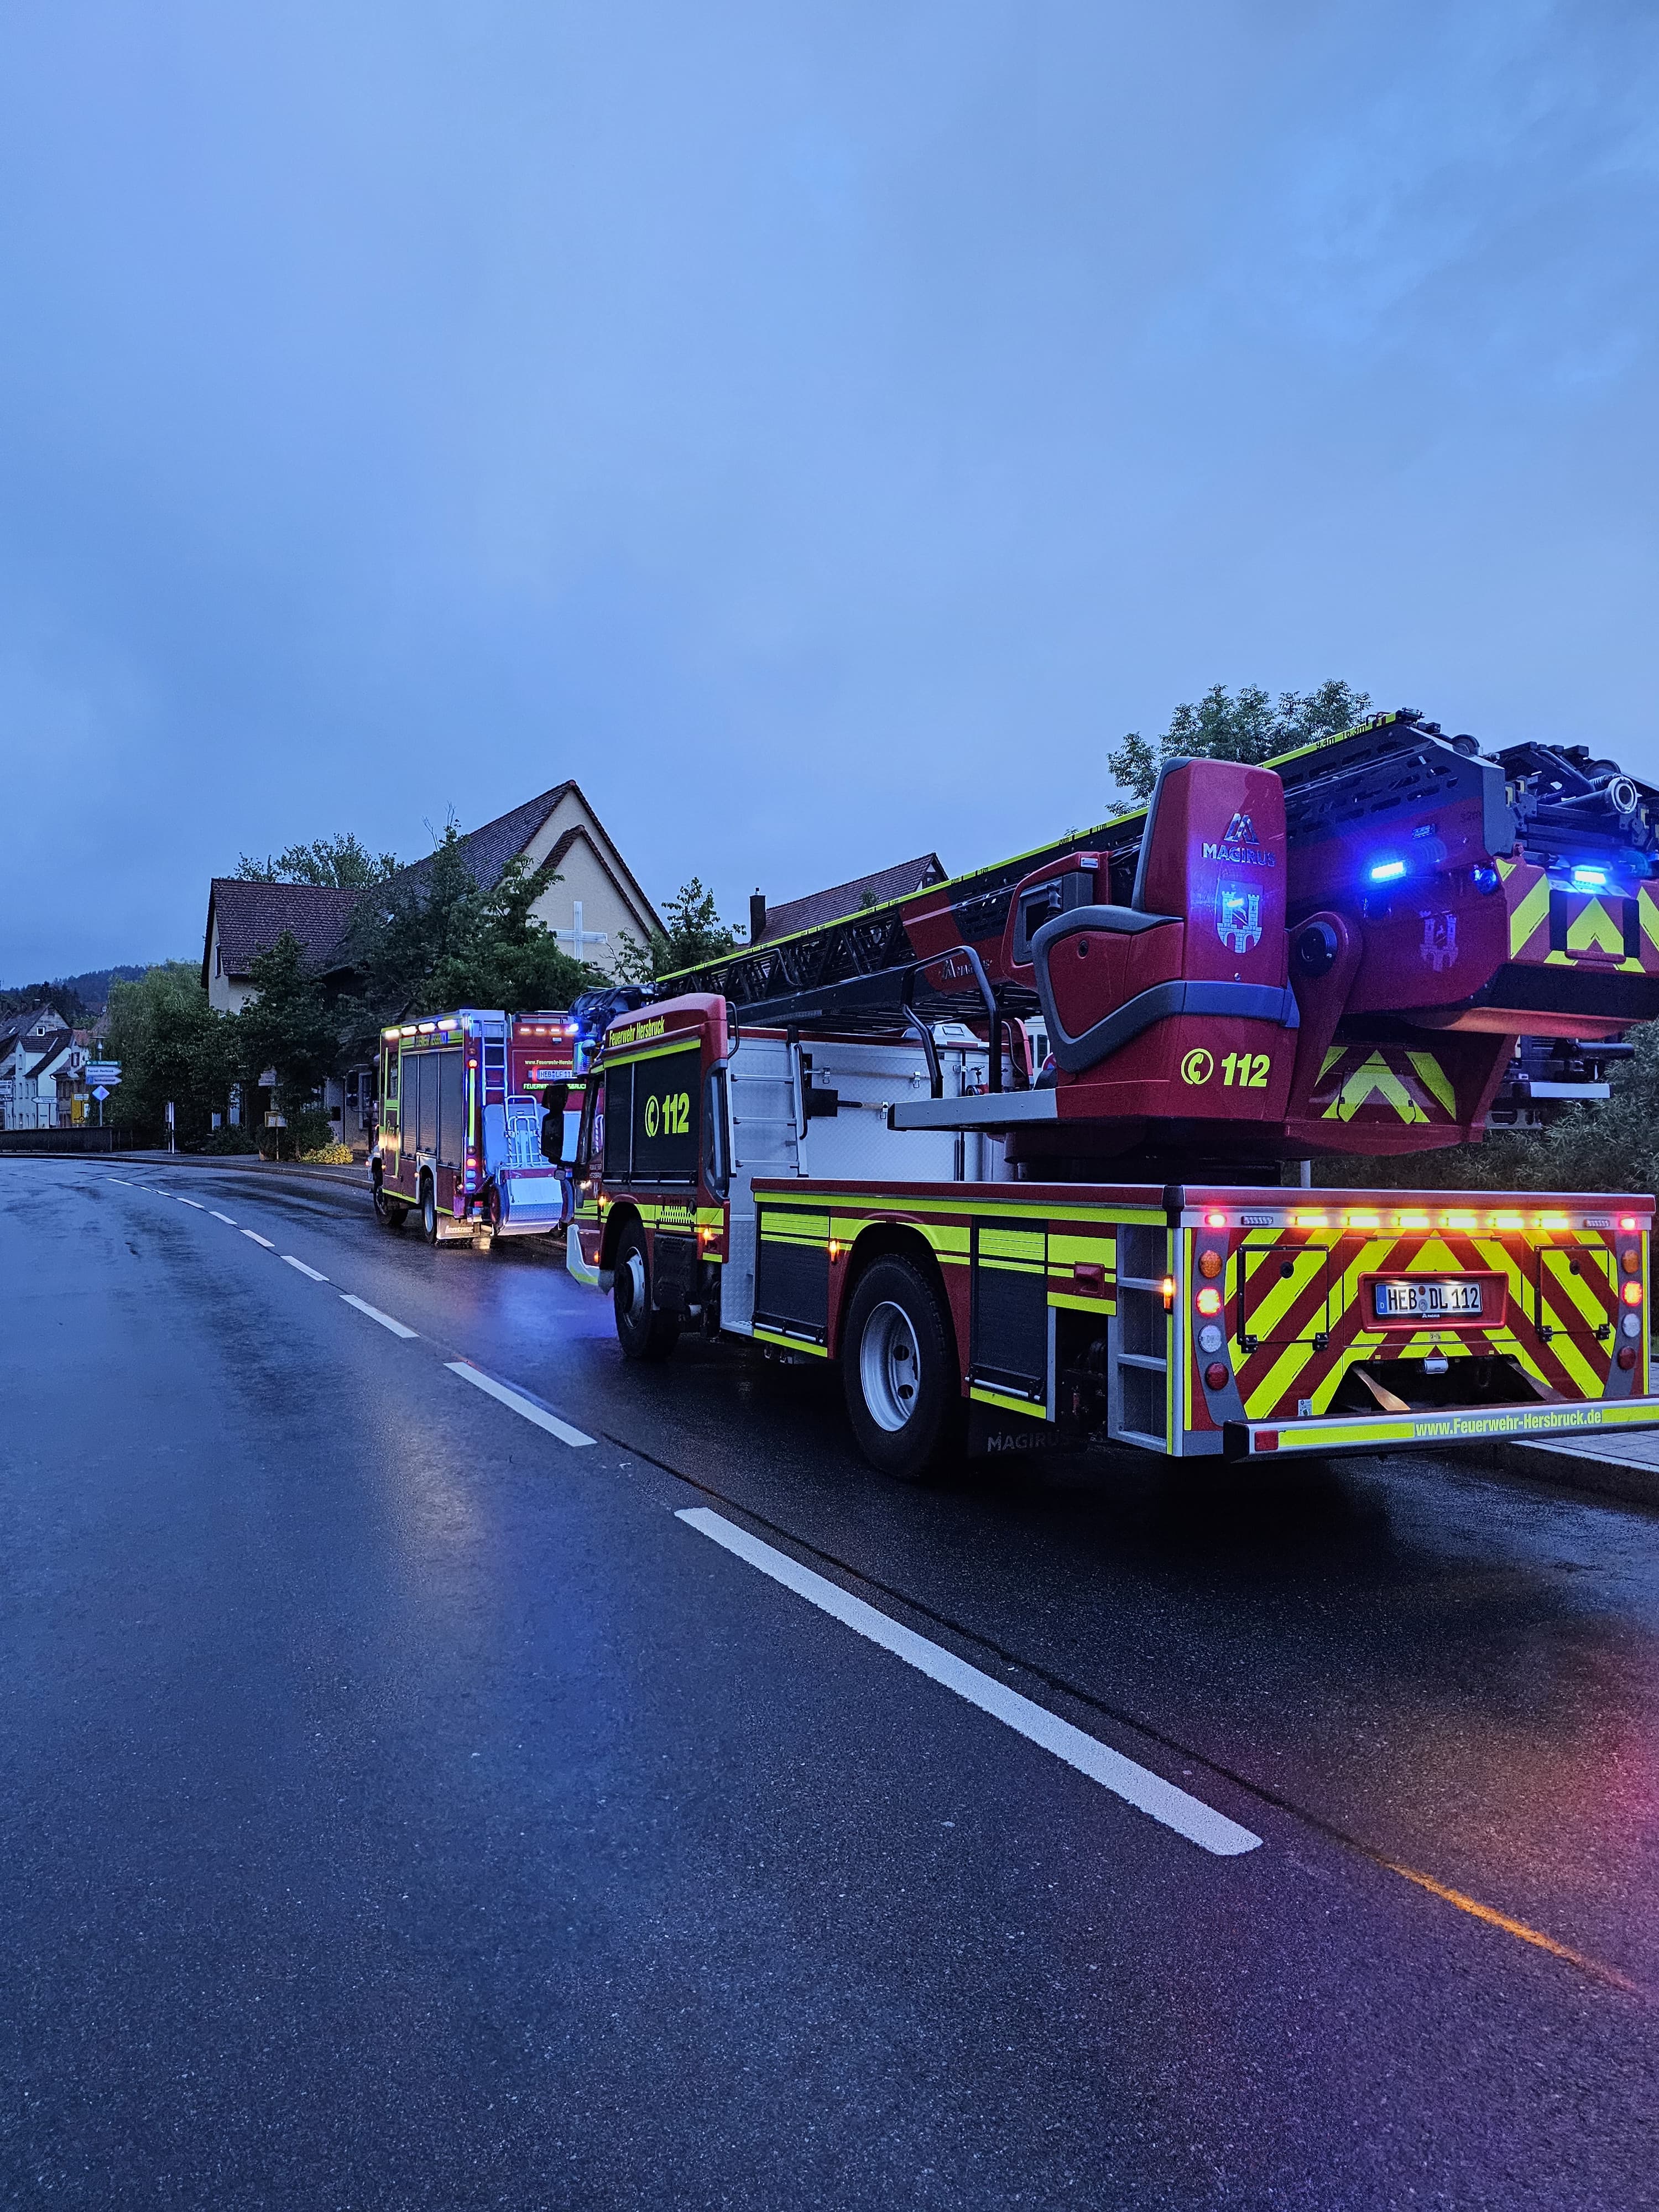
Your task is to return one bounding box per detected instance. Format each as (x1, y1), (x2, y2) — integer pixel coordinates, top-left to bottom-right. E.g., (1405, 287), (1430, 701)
(1486, 1438), (1659, 1512)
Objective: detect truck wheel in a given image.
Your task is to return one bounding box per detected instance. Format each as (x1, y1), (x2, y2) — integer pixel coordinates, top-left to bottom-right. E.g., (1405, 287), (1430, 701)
(842, 1255), (964, 1483)
(420, 1177), (439, 1245)
(614, 1220), (680, 1361)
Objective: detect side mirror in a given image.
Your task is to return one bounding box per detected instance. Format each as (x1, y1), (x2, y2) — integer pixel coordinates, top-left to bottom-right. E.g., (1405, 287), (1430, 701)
(540, 1083), (570, 1162)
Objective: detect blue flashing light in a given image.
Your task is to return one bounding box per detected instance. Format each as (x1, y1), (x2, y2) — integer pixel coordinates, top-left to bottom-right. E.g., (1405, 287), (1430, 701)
(1571, 865), (1609, 891)
(1368, 857), (1407, 883)
(1472, 865), (1500, 895)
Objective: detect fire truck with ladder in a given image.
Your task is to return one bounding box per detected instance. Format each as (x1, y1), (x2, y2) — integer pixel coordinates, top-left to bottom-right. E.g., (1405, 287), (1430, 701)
(566, 711), (1659, 1479)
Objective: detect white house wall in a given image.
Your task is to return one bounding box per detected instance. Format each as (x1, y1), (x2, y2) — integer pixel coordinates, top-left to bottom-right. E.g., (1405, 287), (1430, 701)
(520, 795), (659, 975)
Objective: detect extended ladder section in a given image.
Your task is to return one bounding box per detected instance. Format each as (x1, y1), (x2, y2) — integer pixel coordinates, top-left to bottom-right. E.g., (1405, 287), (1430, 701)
(667, 712), (1659, 1165)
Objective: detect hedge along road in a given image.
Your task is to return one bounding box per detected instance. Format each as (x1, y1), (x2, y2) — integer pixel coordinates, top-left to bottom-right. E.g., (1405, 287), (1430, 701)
(2, 1156), (1655, 2208)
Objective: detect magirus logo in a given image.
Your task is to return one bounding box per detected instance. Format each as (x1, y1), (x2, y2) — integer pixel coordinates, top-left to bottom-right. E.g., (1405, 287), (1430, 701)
(1202, 810), (1276, 868)
(1217, 881), (1263, 953)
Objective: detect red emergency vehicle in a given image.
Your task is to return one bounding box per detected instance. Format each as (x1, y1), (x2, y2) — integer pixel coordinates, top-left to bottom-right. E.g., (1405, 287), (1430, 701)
(371, 1009), (584, 1246)
(570, 716), (1659, 1477)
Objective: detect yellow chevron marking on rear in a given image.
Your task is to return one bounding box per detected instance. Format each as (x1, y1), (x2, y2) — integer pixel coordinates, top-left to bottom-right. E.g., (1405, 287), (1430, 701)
(1642, 886), (1659, 954)
(1328, 1235), (1397, 1319)
(1566, 898), (1625, 957)
(1509, 872), (1550, 954)
(1541, 948), (1645, 972)
(1406, 1051), (1458, 1118)
(1322, 1052), (1427, 1124)
(1540, 1249), (1615, 1338)
(1241, 1244), (1327, 1340)
(1245, 1341), (1320, 1418)
(1318, 1045), (1345, 1079)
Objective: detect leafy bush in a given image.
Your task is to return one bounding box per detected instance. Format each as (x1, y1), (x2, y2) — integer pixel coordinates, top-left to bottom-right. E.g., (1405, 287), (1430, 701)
(300, 1141), (355, 1165)
(196, 1124), (262, 1155)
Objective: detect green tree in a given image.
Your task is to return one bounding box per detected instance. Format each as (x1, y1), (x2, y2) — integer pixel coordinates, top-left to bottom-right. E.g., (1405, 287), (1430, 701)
(235, 932), (343, 1146)
(104, 963), (241, 1142)
(236, 832), (399, 886)
(340, 827), (602, 1056)
(1108, 680), (1374, 806)
(615, 878), (740, 983)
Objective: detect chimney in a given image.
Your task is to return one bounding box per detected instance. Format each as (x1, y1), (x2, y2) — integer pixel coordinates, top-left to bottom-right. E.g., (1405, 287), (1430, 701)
(749, 890), (766, 945)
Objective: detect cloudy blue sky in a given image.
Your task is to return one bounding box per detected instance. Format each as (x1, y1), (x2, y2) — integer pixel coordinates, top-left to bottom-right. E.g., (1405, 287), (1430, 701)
(2, 1), (1655, 979)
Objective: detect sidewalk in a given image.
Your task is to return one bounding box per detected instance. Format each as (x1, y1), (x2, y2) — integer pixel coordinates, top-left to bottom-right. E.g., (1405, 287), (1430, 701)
(1495, 1425), (1659, 1511)
(102, 1149), (371, 1192)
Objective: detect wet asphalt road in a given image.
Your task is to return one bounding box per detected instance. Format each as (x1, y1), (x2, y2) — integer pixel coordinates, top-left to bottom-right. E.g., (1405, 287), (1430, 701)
(4, 1159), (1658, 2209)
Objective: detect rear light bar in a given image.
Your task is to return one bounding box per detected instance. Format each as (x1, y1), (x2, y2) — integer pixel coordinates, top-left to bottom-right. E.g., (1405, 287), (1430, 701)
(1190, 1207), (1650, 1233)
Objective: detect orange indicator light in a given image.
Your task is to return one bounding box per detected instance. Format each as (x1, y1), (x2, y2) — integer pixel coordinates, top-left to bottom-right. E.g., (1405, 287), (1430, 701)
(1345, 1212), (1381, 1230)
(1537, 1212), (1569, 1230)
(1443, 1211), (1478, 1229)
(1623, 1281), (1644, 1306)
(1620, 1215), (1640, 1230)
(1293, 1212), (1329, 1229)
(1396, 1211), (1430, 1230)
(1204, 1210), (1227, 1227)
(1160, 1276), (1176, 1311)
(1490, 1212), (1524, 1231)
(1196, 1287), (1222, 1316)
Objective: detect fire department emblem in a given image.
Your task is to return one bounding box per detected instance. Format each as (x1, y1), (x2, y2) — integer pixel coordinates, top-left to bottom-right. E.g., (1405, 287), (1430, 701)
(1216, 880), (1262, 954)
(1420, 911), (1458, 972)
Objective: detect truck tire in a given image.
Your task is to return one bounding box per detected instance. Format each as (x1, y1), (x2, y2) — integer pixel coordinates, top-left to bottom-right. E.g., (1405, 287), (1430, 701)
(420, 1176), (439, 1245)
(842, 1254), (964, 1483)
(614, 1219), (680, 1361)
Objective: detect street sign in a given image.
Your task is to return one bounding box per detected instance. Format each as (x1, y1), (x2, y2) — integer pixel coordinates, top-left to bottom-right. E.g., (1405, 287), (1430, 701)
(92, 1086), (109, 1102)
(85, 1062), (121, 1084)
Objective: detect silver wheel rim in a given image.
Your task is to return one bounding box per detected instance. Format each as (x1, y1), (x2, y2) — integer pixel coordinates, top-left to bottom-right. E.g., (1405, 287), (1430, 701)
(424, 1188), (435, 1234)
(859, 1300), (921, 1431)
(622, 1247), (647, 1317)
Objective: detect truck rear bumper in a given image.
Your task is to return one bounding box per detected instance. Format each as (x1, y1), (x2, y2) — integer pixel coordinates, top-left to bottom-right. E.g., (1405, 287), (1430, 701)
(1224, 1394), (1659, 1458)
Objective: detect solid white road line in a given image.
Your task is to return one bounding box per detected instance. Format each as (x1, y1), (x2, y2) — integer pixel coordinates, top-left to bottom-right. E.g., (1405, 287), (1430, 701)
(283, 1255), (329, 1282)
(341, 1293), (418, 1339)
(210, 1211), (237, 1224)
(175, 1197), (205, 1209)
(677, 1507), (1262, 1859)
(444, 1361), (596, 1447)
(242, 1230), (276, 1249)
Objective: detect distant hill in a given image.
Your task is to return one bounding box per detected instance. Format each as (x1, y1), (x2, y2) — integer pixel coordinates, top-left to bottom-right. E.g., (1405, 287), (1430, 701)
(0, 965), (154, 1020)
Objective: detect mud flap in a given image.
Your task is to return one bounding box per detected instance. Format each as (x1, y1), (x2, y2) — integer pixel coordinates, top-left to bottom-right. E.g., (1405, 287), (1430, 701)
(966, 1404), (1084, 1459)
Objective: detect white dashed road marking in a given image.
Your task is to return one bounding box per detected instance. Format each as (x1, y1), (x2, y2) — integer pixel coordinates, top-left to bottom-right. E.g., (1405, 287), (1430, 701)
(210, 1212), (237, 1225)
(242, 1230), (276, 1250)
(283, 1255), (329, 1282)
(445, 1361), (596, 1447)
(341, 1294), (418, 1339)
(175, 1197), (205, 1209)
(677, 1507), (1263, 1858)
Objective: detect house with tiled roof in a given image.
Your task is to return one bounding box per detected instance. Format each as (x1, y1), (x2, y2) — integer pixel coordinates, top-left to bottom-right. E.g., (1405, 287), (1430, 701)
(748, 854), (947, 947)
(202, 783), (661, 1015)
(0, 1006), (86, 1130)
(201, 783), (661, 1149)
